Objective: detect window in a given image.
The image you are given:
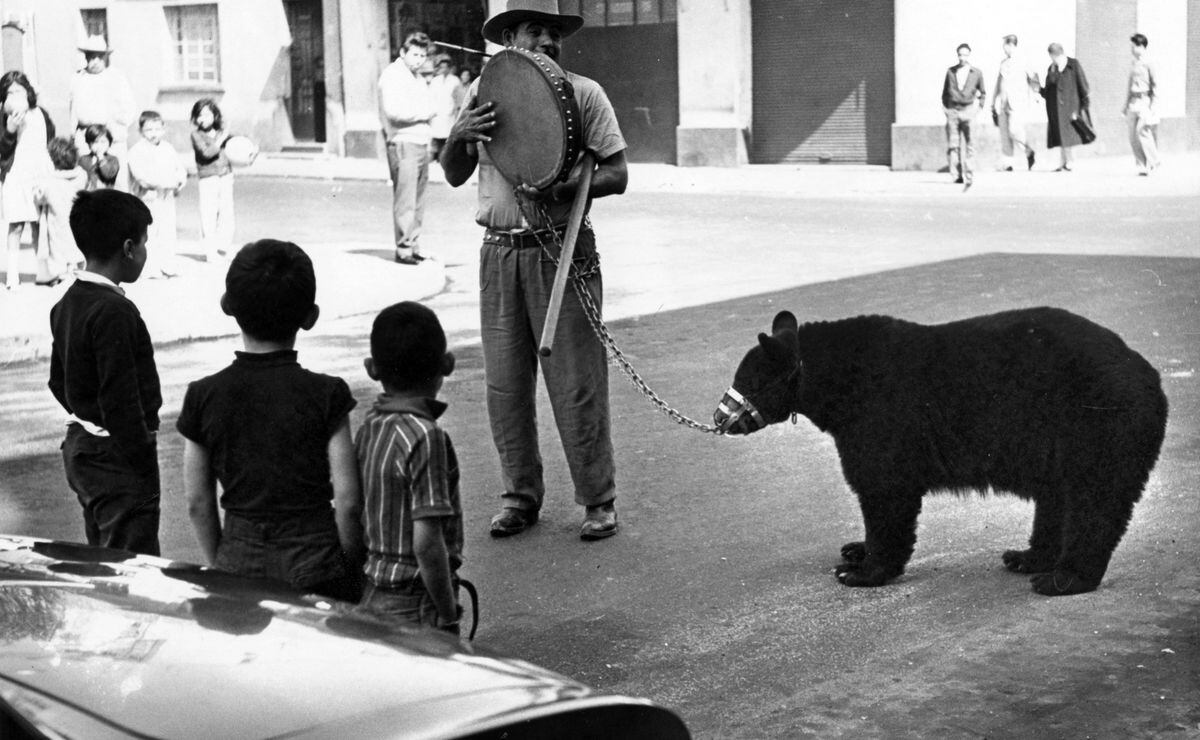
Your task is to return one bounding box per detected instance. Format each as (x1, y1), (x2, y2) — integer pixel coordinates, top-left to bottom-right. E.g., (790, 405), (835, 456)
(561, 0), (675, 26)
(165, 4), (220, 84)
(80, 8), (108, 40)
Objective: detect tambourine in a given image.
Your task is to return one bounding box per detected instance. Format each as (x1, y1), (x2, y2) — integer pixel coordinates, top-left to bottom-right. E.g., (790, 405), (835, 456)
(477, 48), (582, 190)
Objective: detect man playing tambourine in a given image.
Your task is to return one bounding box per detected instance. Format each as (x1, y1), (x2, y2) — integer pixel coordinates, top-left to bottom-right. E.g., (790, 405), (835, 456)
(440, 0), (628, 541)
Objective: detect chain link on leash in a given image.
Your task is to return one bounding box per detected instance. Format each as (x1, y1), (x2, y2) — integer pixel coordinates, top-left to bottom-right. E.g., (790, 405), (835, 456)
(517, 193), (723, 434)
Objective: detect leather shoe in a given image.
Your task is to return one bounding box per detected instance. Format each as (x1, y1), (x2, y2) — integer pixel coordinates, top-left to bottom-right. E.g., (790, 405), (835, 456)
(1026, 150), (1036, 170)
(394, 251), (421, 265)
(490, 508), (537, 537)
(580, 502), (618, 540)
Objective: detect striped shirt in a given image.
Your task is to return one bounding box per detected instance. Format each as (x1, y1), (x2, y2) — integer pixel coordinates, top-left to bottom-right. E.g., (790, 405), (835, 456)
(355, 394), (462, 588)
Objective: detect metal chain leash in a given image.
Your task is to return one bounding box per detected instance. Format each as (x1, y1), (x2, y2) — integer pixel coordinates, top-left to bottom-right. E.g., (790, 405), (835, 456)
(517, 193), (723, 434)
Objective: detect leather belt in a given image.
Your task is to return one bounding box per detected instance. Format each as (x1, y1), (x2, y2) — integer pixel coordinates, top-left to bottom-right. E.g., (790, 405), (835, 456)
(484, 224), (590, 249)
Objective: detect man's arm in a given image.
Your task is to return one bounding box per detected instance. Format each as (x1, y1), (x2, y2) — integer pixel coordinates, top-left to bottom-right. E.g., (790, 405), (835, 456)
(379, 70), (434, 128)
(328, 416), (365, 567)
(413, 518), (459, 629)
(183, 438), (221, 564)
(439, 97), (493, 187)
(529, 148), (628, 206)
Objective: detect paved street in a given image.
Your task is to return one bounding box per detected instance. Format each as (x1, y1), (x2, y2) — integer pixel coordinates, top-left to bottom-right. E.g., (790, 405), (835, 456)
(2, 159), (1198, 737)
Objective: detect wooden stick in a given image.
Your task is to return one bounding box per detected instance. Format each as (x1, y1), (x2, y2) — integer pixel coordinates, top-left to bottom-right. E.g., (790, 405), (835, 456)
(539, 151), (595, 357)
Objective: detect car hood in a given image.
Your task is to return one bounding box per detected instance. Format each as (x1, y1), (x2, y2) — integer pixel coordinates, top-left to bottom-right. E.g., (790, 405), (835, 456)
(0, 536), (682, 739)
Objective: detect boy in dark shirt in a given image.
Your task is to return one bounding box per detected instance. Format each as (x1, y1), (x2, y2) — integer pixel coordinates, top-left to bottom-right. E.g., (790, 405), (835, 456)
(177, 239), (364, 601)
(49, 189), (160, 555)
(356, 302), (463, 634)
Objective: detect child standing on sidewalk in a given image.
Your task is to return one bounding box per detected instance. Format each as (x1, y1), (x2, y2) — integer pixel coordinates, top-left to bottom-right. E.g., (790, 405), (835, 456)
(48, 189), (160, 555)
(189, 98), (234, 262)
(127, 110), (186, 278)
(177, 239), (364, 601)
(355, 302), (464, 634)
(78, 124), (119, 190)
(33, 136), (87, 285)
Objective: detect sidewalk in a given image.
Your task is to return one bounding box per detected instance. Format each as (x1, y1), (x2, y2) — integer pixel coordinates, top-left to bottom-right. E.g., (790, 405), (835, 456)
(2, 150), (1197, 365)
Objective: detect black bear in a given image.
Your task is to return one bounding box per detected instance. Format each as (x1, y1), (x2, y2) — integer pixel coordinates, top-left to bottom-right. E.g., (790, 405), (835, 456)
(714, 307), (1167, 596)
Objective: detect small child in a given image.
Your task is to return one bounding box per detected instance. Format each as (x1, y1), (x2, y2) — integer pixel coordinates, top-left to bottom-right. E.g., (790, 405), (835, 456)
(48, 189), (160, 555)
(356, 302), (464, 634)
(127, 110), (186, 278)
(189, 98), (234, 262)
(177, 239), (364, 601)
(33, 136), (87, 285)
(79, 124), (119, 190)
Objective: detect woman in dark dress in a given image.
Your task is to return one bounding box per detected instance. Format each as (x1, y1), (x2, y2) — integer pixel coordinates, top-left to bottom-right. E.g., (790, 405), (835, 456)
(1040, 42), (1091, 171)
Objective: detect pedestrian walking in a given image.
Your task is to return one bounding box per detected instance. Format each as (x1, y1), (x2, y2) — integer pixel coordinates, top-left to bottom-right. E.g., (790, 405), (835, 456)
(177, 239), (364, 602)
(190, 98), (235, 262)
(2, 70), (55, 290)
(1040, 42), (1091, 172)
(941, 43), (986, 187)
(992, 34), (1037, 171)
(355, 302), (465, 635)
(441, 0), (628, 540)
(68, 35), (135, 192)
(379, 31), (435, 265)
(48, 190), (160, 555)
(1122, 33), (1160, 176)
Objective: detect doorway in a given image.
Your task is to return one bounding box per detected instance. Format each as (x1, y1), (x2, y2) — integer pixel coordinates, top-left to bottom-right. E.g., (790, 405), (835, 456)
(285, 0), (325, 142)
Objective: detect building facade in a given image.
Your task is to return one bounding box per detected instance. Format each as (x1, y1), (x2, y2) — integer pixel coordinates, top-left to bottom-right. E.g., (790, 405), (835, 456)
(2, 0), (1194, 169)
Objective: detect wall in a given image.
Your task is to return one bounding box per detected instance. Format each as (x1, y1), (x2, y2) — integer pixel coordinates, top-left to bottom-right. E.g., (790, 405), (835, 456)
(892, 0), (1075, 170)
(675, 0), (752, 166)
(892, 0), (1195, 170)
(336, 0), (391, 158)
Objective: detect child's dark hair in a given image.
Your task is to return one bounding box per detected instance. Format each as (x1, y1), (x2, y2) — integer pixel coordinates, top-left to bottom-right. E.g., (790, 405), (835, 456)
(190, 98), (224, 130)
(370, 302), (447, 389)
(69, 190), (152, 261)
(223, 240), (316, 342)
(0, 70), (37, 108)
(84, 124), (112, 146)
(47, 137), (78, 171)
(139, 110), (164, 129)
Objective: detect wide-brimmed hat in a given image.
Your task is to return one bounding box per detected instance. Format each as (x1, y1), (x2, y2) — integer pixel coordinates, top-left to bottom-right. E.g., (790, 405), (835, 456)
(78, 35), (113, 55)
(482, 0), (584, 45)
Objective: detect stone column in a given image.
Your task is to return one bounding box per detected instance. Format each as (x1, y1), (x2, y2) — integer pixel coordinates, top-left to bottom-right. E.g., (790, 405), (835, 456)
(675, 0), (752, 167)
(337, 0), (391, 158)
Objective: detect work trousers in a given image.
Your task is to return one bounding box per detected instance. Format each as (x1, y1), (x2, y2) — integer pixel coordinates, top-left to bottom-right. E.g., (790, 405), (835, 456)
(944, 106), (977, 180)
(61, 424), (160, 555)
(140, 189), (178, 275)
(479, 228), (616, 511)
(386, 141), (429, 252)
(216, 509), (360, 602)
(1126, 96), (1160, 170)
(198, 173), (235, 260)
(997, 106), (1032, 164)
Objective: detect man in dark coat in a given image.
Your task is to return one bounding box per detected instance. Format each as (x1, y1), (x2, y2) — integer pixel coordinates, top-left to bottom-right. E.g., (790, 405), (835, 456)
(1040, 42), (1090, 171)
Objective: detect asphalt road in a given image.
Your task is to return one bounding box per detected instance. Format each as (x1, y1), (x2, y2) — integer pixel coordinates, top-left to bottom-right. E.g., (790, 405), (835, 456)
(2, 177), (1198, 738)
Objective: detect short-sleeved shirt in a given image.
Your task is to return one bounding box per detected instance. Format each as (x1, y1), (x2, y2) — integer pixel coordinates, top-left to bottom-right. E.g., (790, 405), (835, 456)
(355, 394), (463, 589)
(472, 71), (626, 231)
(176, 350), (355, 518)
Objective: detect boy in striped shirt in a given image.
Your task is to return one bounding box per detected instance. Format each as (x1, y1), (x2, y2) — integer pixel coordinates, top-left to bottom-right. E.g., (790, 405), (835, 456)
(356, 302), (463, 634)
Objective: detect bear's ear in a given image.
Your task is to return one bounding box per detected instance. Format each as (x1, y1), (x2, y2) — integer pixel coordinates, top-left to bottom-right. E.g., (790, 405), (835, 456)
(772, 311), (798, 334)
(758, 332), (796, 365)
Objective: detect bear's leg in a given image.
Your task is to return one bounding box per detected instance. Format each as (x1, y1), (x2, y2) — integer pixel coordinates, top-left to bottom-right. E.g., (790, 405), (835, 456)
(1002, 490), (1063, 574)
(836, 489), (922, 587)
(1029, 484), (1138, 597)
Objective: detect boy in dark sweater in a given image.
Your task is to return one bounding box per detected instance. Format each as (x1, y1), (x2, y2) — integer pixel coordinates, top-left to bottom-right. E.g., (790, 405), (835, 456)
(49, 189), (160, 555)
(177, 240), (364, 601)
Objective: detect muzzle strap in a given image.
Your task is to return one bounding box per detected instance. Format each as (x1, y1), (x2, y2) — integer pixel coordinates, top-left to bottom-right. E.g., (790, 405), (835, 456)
(715, 387), (766, 433)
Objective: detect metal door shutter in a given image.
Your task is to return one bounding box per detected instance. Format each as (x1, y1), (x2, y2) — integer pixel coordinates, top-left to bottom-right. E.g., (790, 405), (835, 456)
(751, 0), (894, 164)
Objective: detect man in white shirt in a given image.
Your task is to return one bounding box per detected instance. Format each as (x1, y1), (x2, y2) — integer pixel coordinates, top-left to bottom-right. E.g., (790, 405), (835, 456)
(1122, 33), (1160, 175)
(68, 36), (135, 191)
(378, 32), (435, 264)
(993, 34), (1037, 171)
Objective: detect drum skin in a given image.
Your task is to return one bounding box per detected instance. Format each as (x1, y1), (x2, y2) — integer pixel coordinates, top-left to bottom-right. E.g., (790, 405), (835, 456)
(478, 48), (582, 190)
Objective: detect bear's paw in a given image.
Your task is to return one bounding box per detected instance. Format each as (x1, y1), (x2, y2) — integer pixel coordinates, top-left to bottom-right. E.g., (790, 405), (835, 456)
(1001, 548), (1056, 574)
